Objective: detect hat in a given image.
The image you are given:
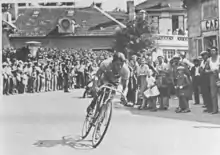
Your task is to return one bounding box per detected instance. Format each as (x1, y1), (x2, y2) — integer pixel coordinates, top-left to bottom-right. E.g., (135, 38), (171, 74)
(157, 55), (164, 58)
(3, 62), (8, 66)
(179, 51), (186, 56)
(131, 55), (137, 60)
(140, 58), (146, 64)
(200, 51), (208, 55)
(177, 66), (185, 70)
(210, 47), (218, 51)
(198, 56), (203, 60)
(193, 58), (200, 62)
(172, 54), (180, 59)
(18, 60), (23, 64)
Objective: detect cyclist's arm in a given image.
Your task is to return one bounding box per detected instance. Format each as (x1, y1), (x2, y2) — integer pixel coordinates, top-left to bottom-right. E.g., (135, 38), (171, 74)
(121, 78), (129, 97)
(120, 67), (130, 97)
(92, 64), (105, 88)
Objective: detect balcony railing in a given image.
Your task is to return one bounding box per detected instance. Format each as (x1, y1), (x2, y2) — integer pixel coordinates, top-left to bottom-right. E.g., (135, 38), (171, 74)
(156, 34), (188, 42)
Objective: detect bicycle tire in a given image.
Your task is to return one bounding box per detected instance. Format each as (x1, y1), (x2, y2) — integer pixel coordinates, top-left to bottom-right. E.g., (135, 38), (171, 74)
(81, 94), (102, 139)
(81, 115), (93, 139)
(92, 99), (112, 148)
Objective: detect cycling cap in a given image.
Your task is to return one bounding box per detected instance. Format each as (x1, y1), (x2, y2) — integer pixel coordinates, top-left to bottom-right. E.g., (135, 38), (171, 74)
(113, 52), (126, 63)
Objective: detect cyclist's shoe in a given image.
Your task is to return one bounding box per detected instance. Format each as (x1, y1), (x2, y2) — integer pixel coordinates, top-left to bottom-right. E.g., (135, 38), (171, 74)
(120, 96), (128, 106)
(87, 106), (94, 116)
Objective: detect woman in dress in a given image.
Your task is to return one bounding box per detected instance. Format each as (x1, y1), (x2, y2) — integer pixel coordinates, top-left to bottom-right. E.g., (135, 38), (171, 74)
(137, 58), (150, 105)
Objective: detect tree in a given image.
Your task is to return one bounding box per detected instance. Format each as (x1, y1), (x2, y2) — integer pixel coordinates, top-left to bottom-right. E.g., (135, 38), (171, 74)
(182, 0), (187, 9)
(113, 16), (156, 58)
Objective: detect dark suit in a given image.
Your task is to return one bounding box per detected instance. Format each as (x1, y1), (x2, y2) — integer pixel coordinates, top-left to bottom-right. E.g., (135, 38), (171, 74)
(190, 66), (201, 104)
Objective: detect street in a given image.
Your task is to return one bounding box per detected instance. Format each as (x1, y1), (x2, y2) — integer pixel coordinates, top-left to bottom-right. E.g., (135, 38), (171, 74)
(1, 90), (220, 155)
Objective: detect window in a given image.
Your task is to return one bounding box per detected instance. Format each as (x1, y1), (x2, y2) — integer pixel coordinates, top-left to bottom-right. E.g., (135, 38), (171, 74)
(172, 15), (184, 34)
(18, 3), (26, 7)
(202, 0), (218, 19)
(163, 49), (176, 60)
(204, 36), (218, 51)
(44, 3), (57, 6)
(150, 16), (159, 33)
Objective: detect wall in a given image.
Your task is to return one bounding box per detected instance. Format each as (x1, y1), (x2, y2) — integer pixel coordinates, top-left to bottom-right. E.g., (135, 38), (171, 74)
(186, 0), (201, 59)
(2, 30), (11, 48)
(159, 12), (172, 34)
(187, 0), (201, 38)
(9, 36), (114, 49)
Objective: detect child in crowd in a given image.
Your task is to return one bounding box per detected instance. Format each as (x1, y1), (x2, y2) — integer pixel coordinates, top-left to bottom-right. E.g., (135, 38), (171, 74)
(175, 66), (191, 113)
(140, 70), (160, 111)
(157, 70), (170, 110)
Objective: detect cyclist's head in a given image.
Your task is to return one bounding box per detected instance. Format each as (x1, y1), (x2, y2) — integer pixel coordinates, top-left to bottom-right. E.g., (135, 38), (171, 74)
(112, 52), (126, 73)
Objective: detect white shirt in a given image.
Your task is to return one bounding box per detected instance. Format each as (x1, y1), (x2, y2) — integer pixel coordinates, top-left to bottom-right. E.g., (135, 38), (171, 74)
(181, 58), (194, 68)
(195, 66), (200, 76)
(137, 64), (149, 76)
(209, 56), (220, 71)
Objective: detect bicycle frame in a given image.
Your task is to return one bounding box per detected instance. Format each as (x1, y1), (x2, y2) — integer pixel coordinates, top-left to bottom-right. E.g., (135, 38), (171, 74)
(94, 83), (124, 116)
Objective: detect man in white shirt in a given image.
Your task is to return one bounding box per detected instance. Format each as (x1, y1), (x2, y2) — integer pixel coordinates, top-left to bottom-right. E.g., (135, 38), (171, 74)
(179, 51), (194, 69)
(199, 51), (211, 111)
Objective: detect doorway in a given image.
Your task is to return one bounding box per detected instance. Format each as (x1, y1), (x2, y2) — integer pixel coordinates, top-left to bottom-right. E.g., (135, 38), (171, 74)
(203, 35), (218, 51)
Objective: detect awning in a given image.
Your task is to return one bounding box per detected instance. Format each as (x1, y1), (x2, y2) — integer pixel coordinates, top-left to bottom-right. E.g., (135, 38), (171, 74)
(25, 41), (42, 44)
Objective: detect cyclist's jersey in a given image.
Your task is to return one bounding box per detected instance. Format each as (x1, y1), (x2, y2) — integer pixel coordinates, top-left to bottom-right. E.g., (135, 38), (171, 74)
(99, 58), (130, 84)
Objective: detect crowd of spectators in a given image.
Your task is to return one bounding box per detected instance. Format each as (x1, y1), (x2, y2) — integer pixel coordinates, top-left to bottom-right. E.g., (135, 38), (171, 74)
(2, 46), (219, 114)
(2, 47), (112, 95)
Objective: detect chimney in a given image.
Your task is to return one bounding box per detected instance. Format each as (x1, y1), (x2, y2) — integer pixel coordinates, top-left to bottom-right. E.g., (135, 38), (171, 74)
(96, 3), (102, 8)
(127, 0), (135, 21)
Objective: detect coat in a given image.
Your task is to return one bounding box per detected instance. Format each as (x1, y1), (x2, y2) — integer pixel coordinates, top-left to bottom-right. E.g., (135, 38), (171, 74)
(176, 74), (191, 99)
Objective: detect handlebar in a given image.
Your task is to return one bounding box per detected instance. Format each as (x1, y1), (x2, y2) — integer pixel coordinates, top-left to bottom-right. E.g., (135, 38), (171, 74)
(99, 83), (125, 98)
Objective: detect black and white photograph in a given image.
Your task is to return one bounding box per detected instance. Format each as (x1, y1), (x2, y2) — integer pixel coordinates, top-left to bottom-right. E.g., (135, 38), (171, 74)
(1, 0), (220, 155)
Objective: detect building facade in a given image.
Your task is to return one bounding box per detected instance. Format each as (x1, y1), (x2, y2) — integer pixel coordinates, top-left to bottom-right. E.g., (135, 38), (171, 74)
(135, 0), (188, 60)
(186, 0), (219, 58)
(3, 2), (127, 50)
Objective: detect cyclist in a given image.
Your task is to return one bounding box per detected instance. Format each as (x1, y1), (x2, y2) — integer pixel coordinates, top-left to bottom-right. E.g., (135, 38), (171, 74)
(87, 52), (130, 115)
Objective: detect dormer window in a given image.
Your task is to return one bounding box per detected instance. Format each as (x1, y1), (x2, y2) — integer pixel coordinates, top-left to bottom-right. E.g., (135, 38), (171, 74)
(32, 11), (39, 17)
(66, 10), (74, 16)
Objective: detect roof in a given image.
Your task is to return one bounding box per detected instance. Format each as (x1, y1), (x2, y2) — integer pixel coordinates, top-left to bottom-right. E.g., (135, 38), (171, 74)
(2, 20), (17, 29)
(13, 6), (127, 37)
(135, 0), (184, 11)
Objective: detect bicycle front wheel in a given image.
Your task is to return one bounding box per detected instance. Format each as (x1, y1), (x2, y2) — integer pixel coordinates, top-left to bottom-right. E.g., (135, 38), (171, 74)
(92, 99), (112, 148)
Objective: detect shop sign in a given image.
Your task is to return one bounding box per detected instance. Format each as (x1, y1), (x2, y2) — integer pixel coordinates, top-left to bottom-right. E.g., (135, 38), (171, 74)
(201, 18), (219, 32)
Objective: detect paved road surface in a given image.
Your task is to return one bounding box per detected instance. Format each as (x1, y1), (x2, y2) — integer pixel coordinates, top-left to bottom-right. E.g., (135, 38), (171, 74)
(1, 90), (220, 155)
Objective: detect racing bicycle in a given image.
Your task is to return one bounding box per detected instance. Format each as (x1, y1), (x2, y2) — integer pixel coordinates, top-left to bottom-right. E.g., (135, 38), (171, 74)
(81, 82), (125, 148)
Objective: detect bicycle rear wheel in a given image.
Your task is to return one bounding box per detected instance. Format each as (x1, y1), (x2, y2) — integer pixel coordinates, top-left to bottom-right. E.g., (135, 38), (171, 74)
(81, 115), (93, 139)
(92, 99), (112, 148)
(81, 95), (101, 139)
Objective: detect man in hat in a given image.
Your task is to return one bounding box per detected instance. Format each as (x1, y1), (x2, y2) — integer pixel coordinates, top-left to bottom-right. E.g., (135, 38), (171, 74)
(156, 55), (168, 73)
(169, 54), (181, 98)
(199, 50), (211, 111)
(190, 58), (201, 105)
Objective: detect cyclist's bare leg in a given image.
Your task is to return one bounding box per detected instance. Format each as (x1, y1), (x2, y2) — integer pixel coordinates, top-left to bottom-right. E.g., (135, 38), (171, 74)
(86, 91), (100, 114)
